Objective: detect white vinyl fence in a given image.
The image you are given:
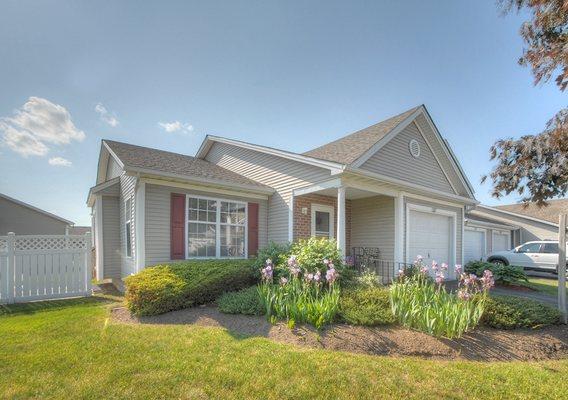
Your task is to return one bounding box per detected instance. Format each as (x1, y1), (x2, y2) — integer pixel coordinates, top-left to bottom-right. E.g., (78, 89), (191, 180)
(0, 233), (92, 304)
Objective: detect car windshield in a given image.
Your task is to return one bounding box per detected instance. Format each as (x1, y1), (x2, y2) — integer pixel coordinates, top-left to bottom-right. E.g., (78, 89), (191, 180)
(518, 243), (542, 253)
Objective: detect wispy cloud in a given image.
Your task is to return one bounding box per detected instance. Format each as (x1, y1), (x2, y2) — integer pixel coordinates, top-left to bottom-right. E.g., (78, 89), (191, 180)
(48, 157), (72, 167)
(95, 103), (119, 127)
(158, 121), (194, 135)
(0, 97), (85, 157)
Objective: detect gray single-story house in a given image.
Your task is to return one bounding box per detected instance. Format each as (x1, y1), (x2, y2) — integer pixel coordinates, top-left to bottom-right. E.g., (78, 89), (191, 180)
(0, 192), (74, 235)
(88, 104), (484, 284)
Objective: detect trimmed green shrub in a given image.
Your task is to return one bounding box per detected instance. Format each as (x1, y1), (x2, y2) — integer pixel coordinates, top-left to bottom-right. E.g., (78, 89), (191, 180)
(217, 286), (264, 316)
(338, 287), (395, 326)
(482, 296), (562, 329)
(465, 261), (528, 286)
(291, 237), (343, 273)
(125, 260), (256, 316)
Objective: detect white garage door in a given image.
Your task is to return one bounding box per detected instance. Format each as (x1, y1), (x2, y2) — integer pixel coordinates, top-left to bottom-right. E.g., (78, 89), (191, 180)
(492, 231), (510, 252)
(464, 229), (485, 263)
(408, 210), (452, 277)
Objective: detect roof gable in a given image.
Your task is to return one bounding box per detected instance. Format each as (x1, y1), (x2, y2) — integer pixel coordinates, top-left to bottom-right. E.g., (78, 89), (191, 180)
(0, 193), (73, 225)
(303, 106), (420, 164)
(360, 119), (456, 194)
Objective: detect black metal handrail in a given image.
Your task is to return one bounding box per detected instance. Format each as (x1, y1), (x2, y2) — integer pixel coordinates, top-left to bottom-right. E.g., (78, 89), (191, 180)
(350, 248), (414, 284)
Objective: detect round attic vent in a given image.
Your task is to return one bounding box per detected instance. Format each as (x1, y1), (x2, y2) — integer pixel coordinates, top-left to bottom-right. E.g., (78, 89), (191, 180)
(409, 139), (421, 158)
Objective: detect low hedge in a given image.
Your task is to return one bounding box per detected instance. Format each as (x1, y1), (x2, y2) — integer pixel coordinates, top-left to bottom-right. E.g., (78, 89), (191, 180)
(482, 295), (562, 329)
(125, 260), (256, 316)
(217, 286), (264, 316)
(465, 261), (527, 286)
(338, 287), (395, 326)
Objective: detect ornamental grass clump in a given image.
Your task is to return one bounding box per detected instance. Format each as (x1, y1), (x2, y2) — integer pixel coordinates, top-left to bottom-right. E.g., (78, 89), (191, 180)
(390, 257), (494, 339)
(258, 255), (340, 329)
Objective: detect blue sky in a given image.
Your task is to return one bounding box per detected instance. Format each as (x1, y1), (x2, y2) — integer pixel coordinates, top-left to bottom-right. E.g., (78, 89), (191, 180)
(0, 1), (564, 226)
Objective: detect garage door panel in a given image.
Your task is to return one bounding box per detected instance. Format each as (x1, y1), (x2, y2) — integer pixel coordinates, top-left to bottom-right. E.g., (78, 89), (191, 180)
(464, 229), (485, 263)
(493, 232), (510, 252)
(408, 209), (452, 278)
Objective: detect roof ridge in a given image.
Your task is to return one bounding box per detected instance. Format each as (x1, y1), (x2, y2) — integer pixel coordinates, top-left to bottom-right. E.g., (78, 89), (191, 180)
(103, 139), (197, 160)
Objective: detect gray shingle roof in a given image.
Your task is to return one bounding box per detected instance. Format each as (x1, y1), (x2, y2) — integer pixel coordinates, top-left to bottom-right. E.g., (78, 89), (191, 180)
(302, 106), (420, 164)
(494, 199), (568, 224)
(103, 140), (272, 191)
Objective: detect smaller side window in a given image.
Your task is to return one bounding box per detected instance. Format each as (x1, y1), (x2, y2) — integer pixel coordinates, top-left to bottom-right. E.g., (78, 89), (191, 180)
(518, 243), (542, 253)
(125, 198), (132, 258)
(541, 243), (559, 254)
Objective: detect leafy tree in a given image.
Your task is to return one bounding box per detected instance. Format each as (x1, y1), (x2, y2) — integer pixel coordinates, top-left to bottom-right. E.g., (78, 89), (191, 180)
(484, 1), (568, 204)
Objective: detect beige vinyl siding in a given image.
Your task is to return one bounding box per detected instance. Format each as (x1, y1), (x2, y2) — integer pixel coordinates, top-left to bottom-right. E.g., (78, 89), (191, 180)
(204, 142), (332, 243)
(350, 196), (395, 261)
(469, 209), (557, 243)
(403, 197), (464, 266)
(0, 197), (69, 235)
(144, 183), (268, 266)
(361, 122), (455, 194)
(102, 196), (121, 279)
(414, 114), (471, 197)
(106, 156), (123, 181)
(119, 175), (137, 277)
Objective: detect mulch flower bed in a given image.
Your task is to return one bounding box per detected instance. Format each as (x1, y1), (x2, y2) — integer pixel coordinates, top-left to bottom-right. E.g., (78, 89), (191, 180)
(111, 305), (568, 362)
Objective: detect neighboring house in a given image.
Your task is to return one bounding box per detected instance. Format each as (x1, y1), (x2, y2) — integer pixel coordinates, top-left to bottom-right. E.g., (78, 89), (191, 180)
(88, 104), (480, 284)
(0, 192), (74, 235)
(462, 201), (565, 263)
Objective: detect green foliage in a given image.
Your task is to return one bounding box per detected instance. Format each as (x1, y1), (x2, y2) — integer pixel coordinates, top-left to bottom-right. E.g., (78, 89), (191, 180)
(253, 241), (291, 277)
(291, 237), (343, 273)
(352, 269), (383, 289)
(217, 286), (264, 316)
(125, 260), (256, 316)
(390, 274), (486, 338)
(338, 287), (395, 326)
(482, 296), (562, 329)
(258, 277), (340, 330)
(465, 261), (528, 286)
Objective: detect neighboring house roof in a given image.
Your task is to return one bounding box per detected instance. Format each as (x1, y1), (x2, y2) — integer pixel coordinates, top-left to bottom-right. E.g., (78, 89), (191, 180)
(0, 192), (74, 225)
(475, 204), (559, 228)
(68, 226), (91, 235)
(303, 106), (421, 164)
(494, 198), (568, 224)
(102, 140), (273, 193)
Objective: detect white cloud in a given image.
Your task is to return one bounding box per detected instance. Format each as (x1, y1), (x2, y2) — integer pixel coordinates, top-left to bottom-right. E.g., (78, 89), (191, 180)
(48, 157), (72, 167)
(0, 97), (85, 157)
(95, 103), (119, 127)
(158, 121), (194, 135)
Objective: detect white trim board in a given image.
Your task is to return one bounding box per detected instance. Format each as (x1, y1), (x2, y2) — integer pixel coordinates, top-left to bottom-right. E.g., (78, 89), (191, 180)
(141, 178), (269, 200)
(476, 205), (559, 228)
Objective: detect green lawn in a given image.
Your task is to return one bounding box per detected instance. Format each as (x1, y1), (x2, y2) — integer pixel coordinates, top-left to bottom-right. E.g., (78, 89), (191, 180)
(1, 297), (568, 399)
(525, 277), (568, 297)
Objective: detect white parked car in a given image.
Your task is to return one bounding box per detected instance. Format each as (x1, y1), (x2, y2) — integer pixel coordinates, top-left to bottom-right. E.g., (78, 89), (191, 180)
(486, 241), (568, 273)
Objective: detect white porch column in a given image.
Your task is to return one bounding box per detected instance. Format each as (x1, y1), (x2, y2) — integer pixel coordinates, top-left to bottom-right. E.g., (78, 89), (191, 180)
(94, 195), (104, 281)
(336, 186), (346, 256)
(393, 193), (404, 265)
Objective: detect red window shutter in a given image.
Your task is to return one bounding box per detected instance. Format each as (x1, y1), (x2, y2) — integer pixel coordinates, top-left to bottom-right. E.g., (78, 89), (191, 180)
(248, 202), (259, 257)
(170, 193), (186, 260)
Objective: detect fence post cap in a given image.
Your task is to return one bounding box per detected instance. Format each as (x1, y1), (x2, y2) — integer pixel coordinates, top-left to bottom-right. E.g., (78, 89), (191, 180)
(7, 232), (15, 236)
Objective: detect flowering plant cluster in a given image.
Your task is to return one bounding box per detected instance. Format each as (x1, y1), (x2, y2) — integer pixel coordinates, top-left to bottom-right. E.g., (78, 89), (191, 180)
(390, 256), (495, 339)
(258, 255), (340, 329)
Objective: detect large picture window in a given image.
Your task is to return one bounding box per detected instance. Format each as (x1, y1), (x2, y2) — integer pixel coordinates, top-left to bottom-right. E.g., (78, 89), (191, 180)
(187, 196), (247, 258)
